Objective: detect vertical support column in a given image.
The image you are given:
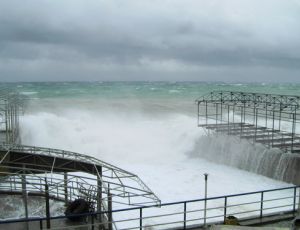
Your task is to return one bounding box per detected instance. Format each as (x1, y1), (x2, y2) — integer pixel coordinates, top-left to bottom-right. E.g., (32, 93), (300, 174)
(297, 187), (300, 215)
(255, 108), (258, 142)
(292, 113), (296, 152)
(220, 102), (223, 124)
(265, 105), (268, 128)
(64, 172), (68, 206)
(205, 101), (208, 126)
(278, 107), (282, 131)
(108, 184), (113, 230)
(240, 106), (243, 137)
(45, 180), (51, 229)
(272, 111), (275, 147)
(216, 103), (218, 125)
(197, 101), (200, 127)
(5, 102), (8, 143)
(21, 166), (29, 230)
(203, 173), (208, 228)
(232, 106), (235, 124)
(97, 166), (103, 229)
(227, 105), (230, 134)
(243, 102), (246, 124)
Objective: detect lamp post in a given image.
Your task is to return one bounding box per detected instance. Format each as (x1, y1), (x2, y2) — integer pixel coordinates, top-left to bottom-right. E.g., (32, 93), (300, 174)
(204, 173), (208, 228)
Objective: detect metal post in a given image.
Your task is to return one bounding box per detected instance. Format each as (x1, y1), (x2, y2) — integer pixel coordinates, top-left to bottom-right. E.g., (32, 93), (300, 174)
(205, 101), (208, 126)
(216, 103), (218, 125)
(108, 184), (112, 230)
(260, 192), (264, 218)
(39, 219), (43, 230)
(197, 101), (200, 126)
(297, 187), (300, 214)
(224, 197), (227, 223)
(21, 167), (29, 230)
(293, 187), (297, 214)
(278, 107), (282, 131)
(183, 202), (187, 229)
(45, 181), (51, 229)
(204, 173), (208, 228)
(255, 108), (258, 142)
(265, 105), (268, 128)
(64, 172), (68, 206)
(96, 166), (103, 230)
(139, 208), (143, 230)
(240, 106), (243, 137)
(233, 106), (235, 123)
(227, 105), (230, 134)
(292, 113), (296, 152)
(91, 214), (95, 230)
(272, 111), (275, 147)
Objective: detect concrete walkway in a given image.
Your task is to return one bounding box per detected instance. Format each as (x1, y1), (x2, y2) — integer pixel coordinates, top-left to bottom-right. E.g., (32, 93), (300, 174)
(210, 226), (289, 230)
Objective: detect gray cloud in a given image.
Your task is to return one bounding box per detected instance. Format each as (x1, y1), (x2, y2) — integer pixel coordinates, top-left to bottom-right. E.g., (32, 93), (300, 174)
(0, 0), (300, 82)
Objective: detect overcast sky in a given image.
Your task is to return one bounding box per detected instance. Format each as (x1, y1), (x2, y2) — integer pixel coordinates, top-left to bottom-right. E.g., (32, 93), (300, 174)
(0, 0), (300, 82)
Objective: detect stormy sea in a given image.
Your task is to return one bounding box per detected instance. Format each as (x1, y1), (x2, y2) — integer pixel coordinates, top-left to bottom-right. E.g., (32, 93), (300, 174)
(5, 81), (300, 203)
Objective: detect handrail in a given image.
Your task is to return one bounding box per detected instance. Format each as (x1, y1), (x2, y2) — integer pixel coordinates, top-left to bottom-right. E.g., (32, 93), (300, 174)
(0, 185), (299, 230)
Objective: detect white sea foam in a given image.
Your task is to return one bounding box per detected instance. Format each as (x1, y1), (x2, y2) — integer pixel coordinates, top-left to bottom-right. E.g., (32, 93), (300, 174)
(17, 97), (296, 228)
(20, 99), (291, 204)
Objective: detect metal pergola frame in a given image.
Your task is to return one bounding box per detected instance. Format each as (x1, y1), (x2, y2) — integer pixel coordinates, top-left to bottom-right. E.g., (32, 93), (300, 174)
(0, 144), (160, 207)
(0, 88), (26, 144)
(0, 88), (161, 228)
(196, 91), (300, 153)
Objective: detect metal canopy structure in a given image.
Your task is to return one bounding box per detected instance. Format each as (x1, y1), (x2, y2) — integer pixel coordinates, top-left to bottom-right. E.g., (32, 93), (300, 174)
(0, 88), (26, 144)
(0, 144), (161, 208)
(0, 88), (160, 227)
(196, 91), (300, 153)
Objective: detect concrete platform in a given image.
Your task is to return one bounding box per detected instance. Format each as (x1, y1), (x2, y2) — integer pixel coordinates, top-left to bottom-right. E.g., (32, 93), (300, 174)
(210, 226), (288, 230)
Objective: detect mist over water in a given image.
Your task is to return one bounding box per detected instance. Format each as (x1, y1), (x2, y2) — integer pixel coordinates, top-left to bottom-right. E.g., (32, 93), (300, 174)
(16, 82), (296, 202)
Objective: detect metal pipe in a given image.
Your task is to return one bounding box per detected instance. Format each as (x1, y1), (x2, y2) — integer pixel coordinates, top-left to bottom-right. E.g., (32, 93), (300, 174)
(203, 173), (208, 228)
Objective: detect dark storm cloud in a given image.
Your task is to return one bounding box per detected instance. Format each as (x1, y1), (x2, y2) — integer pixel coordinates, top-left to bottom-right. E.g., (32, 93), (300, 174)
(0, 0), (300, 82)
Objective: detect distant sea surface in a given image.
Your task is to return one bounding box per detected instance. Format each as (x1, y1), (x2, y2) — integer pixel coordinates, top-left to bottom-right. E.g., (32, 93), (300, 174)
(3, 81), (300, 100)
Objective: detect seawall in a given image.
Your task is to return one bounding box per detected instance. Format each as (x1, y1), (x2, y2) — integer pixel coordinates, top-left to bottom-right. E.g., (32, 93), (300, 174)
(192, 134), (300, 185)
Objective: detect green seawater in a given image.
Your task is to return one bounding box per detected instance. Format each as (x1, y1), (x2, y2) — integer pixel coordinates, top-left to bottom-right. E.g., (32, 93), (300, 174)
(1, 82), (300, 100)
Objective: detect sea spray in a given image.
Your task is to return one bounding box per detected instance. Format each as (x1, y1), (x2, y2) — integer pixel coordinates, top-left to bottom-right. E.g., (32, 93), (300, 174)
(191, 133), (300, 184)
(19, 92), (293, 202)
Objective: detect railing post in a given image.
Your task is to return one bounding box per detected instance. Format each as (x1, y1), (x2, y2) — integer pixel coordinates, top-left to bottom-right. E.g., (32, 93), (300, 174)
(22, 166), (29, 230)
(140, 208), (143, 230)
(45, 181), (51, 229)
(293, 187), (297, 214)
(39, 219), (43, 229)
(64, 172), (68, 206)
(203, 173), (208, 228)
(91, 214), (95, 230)
(183, 202), (187, 229)
(260, 192), (264, 218)
(224, 197), (227, 223)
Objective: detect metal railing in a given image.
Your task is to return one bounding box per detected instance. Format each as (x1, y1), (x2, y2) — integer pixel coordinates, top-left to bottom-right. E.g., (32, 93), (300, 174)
(1, 185), (299, 229)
